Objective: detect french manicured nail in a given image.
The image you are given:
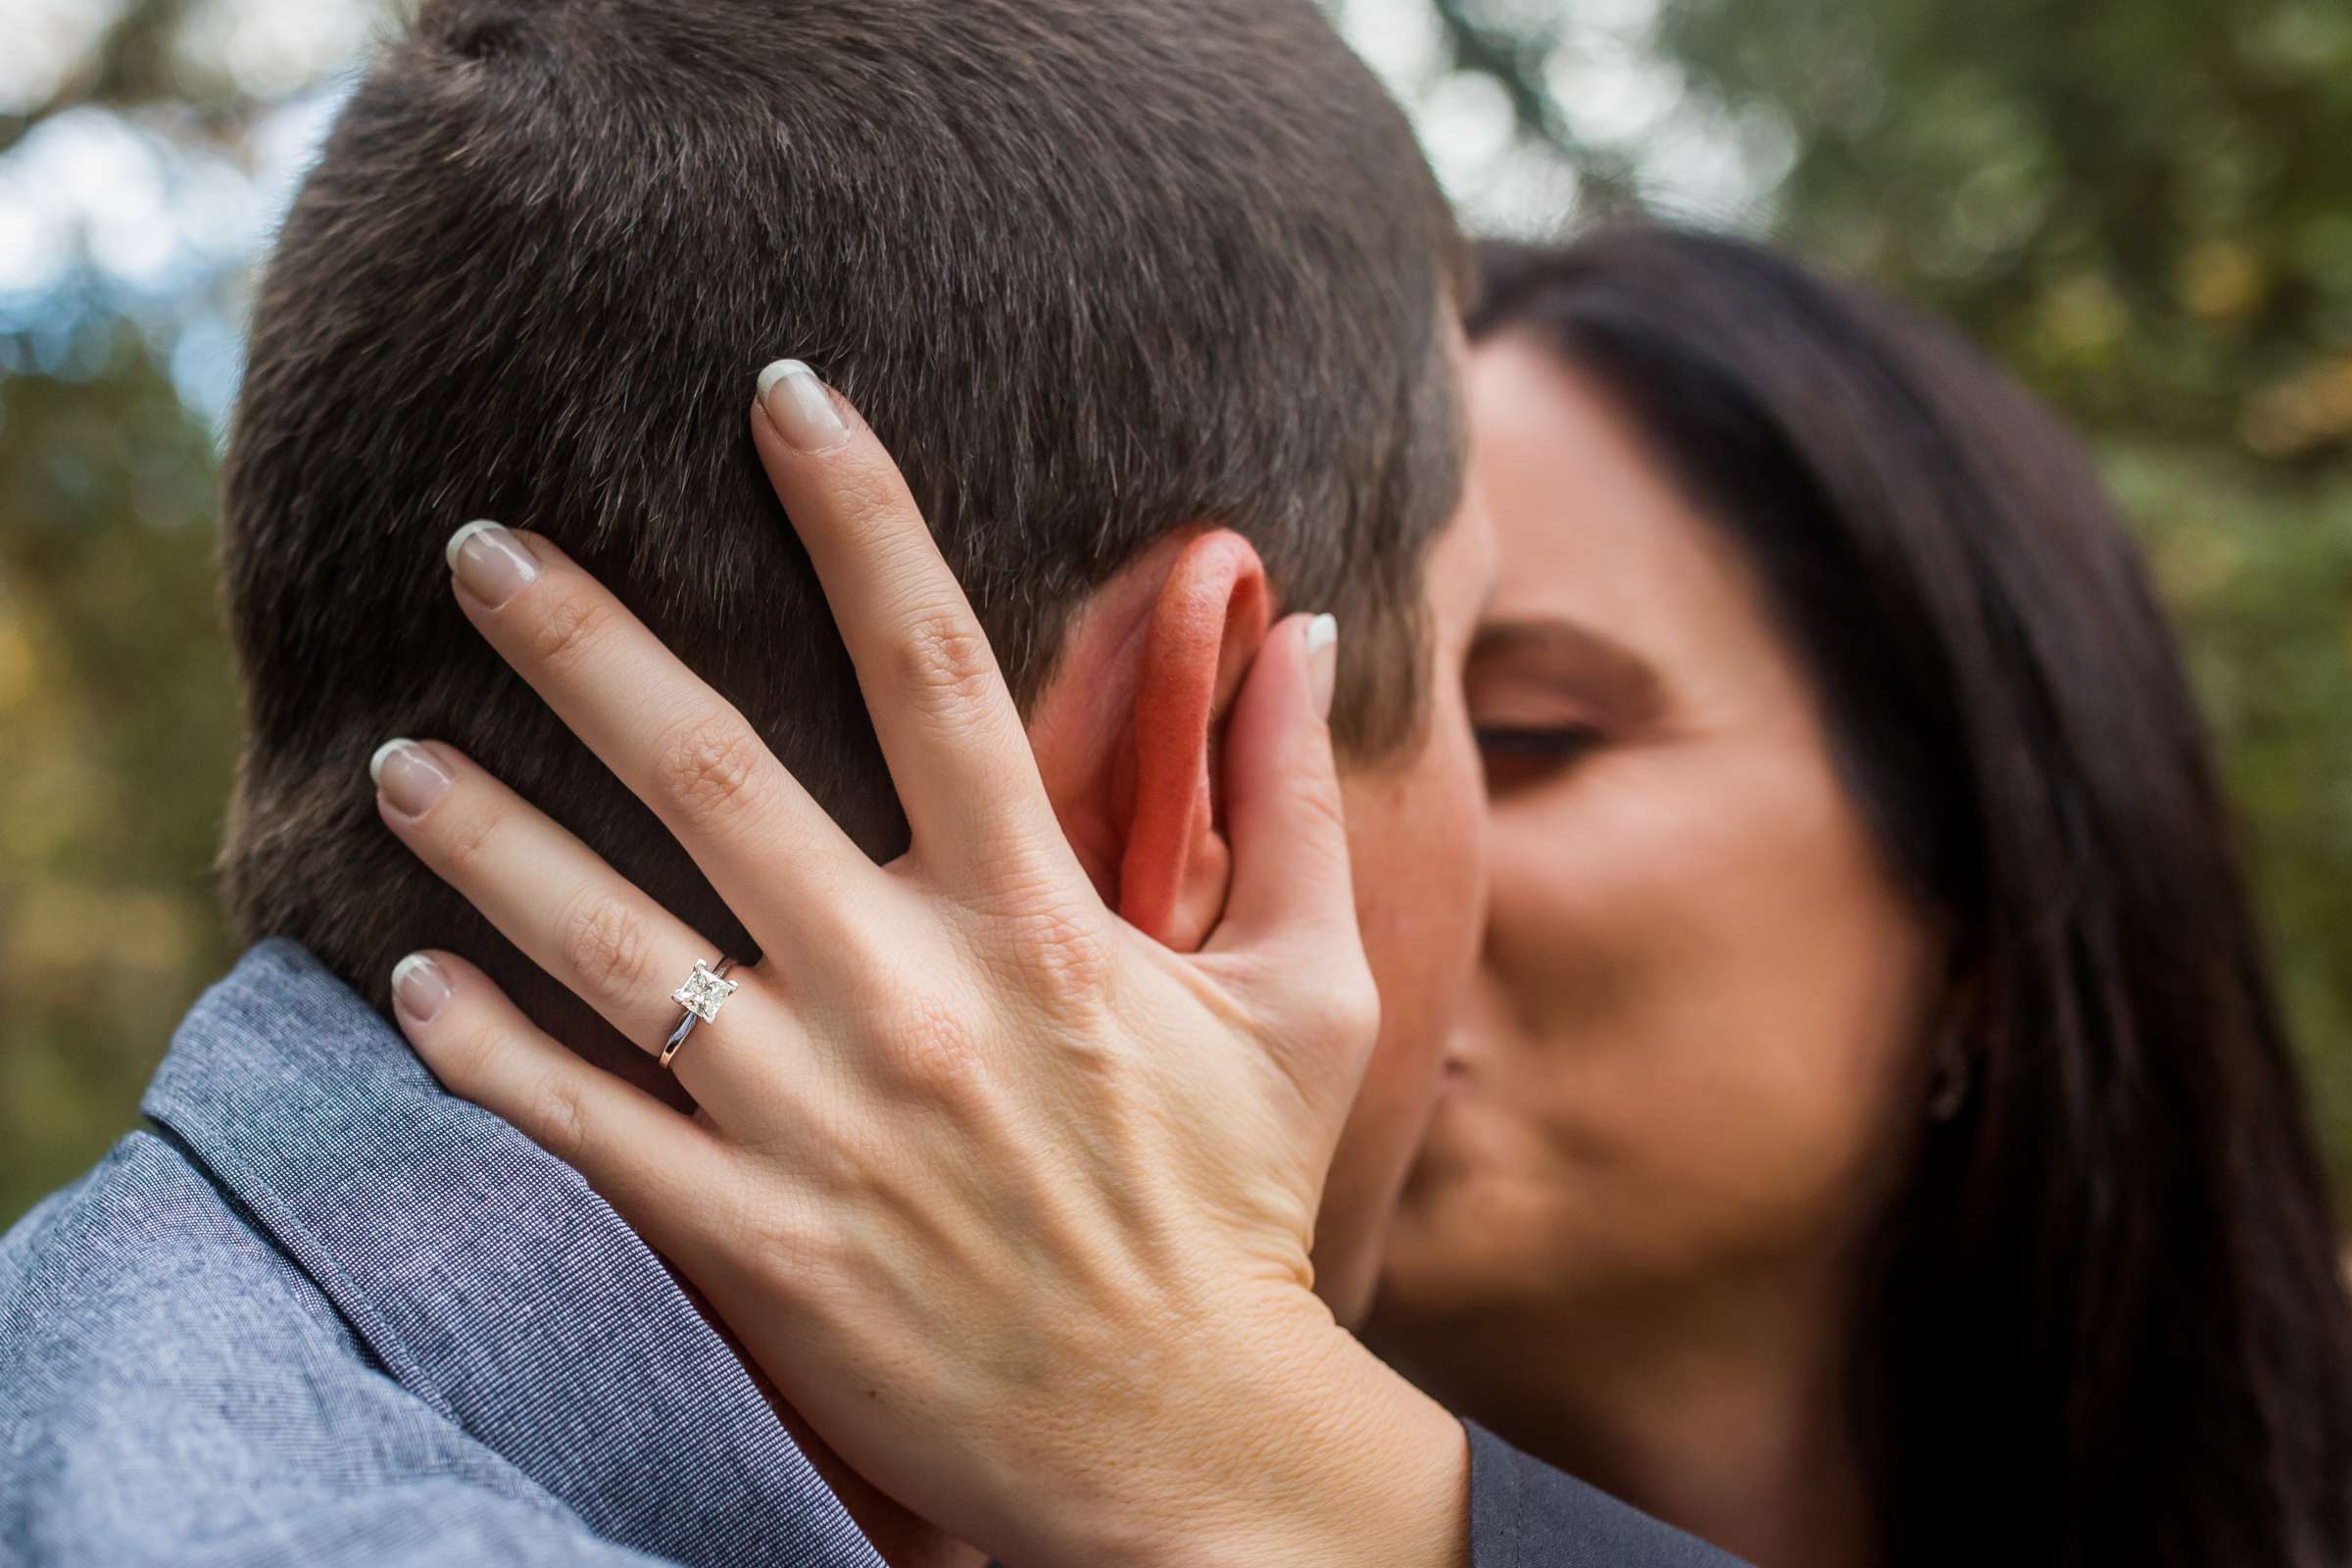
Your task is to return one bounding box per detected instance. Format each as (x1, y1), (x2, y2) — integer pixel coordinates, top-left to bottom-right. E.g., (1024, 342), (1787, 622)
(370, 738), (453, 817)
(1305, 613), (1340, 721)
(392, 953), (452, 1024)
(446, 519), (540, 609)
(757, 359), (851, 454)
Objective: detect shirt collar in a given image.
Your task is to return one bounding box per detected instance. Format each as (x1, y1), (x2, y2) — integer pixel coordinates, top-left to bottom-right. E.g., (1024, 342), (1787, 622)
(143, 939), (882, 1568)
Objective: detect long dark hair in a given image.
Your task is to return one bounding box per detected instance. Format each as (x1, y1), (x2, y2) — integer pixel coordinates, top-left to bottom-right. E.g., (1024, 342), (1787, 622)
(1468, 227), (2352, 1568)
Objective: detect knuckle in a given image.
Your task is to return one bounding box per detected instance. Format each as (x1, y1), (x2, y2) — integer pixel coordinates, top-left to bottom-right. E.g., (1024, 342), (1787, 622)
(1327, 964), (1383, 1049)
(437, 798), (505, 876)
(556, 889), (654, 1005)
(437, 1016), (505, 1088)
(998, 900), (1114, 1018)
(828, 472), (910, 551)
(1291, 774), (1351, 845)
(526, 1071), (592, 1157)
(656, 710), (768, 822)
(873, 990), (988, 1098)
(896, 606), (1000, 718)
(522, 586), (615, 675)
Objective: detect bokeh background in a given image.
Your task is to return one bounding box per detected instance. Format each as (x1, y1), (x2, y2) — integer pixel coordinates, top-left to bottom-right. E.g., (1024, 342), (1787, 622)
(5, 0), (2351, 1227)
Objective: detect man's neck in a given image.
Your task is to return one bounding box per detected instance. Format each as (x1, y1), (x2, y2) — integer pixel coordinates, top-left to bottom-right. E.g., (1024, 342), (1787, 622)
(1402, 1267), (1877, 1568)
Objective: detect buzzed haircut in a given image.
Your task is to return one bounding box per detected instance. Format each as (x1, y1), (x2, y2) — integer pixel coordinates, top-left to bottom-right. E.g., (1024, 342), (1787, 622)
(219, 0), (1466, 1062)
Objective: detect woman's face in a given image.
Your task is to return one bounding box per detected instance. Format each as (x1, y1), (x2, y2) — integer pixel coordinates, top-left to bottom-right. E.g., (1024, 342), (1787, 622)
(1375, 333), (1938, 1342)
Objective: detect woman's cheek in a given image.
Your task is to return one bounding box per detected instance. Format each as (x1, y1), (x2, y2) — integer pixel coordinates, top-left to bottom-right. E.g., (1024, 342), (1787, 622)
(1466, 773), (1836, 1284)
(1511, 775), (1931, 1280)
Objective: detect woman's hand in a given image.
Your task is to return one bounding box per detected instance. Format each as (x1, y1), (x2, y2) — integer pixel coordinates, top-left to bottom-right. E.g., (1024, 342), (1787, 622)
(372, 364), (1469, 1568)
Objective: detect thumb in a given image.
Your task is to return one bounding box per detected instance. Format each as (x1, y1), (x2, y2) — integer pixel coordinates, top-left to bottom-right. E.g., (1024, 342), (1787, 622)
(1207, 612), (1363, 973)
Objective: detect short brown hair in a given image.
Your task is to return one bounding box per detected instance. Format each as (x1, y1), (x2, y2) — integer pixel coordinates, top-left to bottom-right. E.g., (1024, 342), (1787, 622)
(219, 0), (1465, 1051)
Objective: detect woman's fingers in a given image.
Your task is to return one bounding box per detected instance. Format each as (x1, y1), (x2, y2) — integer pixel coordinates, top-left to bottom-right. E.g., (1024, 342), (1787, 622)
(444, 521), (872, 951)
(1207, 613), (1373, 997)
(370, 737), (801, 1115)
(750, 363), (1076, 893)
(389, 948), (735, 1267)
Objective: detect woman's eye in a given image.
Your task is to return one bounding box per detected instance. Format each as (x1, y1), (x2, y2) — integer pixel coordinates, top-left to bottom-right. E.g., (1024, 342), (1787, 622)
(1474, 724), (1601, 795)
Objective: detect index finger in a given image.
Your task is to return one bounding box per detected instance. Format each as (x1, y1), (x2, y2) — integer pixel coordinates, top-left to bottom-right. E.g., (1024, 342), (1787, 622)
(445, 522), (873, 955)
(751, 362), (1075, 892)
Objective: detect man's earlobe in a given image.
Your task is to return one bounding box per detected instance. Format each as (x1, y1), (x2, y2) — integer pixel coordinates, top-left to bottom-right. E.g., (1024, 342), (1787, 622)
(1024, 528), (1269, 951)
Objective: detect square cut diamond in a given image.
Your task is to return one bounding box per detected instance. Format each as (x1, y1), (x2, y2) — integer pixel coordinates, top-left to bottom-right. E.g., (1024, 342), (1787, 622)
(672, 960), (738, 1023)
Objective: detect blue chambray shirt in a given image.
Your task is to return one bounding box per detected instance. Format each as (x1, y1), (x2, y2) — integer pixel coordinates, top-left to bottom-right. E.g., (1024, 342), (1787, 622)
(2, 941), (1744, 1568)
(0, 941), (884, 1568)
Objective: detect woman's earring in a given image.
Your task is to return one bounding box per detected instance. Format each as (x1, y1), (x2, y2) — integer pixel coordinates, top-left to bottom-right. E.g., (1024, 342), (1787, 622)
(1927, 1033), (1973, 1122)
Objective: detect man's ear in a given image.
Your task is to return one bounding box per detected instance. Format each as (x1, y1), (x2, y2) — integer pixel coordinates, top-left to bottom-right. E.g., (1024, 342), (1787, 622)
(1027, 529), (1269, 951)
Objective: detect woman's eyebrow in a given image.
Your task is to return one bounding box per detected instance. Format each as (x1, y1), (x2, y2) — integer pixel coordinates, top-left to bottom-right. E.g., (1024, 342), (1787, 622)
(1470, 616), (1664, 712)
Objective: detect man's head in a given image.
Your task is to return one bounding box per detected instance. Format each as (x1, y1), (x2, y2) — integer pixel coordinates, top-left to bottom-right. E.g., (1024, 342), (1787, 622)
(220, 0), (1486, 1320)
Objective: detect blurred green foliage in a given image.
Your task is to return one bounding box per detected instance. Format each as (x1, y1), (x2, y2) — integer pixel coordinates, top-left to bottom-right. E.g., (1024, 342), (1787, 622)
(5, 0), (2351, 1225)
(3, 333), (240, 1222)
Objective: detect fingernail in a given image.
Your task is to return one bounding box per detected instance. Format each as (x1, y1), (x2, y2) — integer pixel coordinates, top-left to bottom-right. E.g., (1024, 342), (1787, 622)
(447, 519), (540, 610)
(757, 360), (851, 454)
(392, 953), (452, 1023)
(1305, 613), (1340, 721)
(371, 738), (453, 817)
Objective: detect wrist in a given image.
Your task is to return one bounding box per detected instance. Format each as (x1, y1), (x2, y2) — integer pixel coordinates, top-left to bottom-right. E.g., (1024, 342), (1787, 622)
(1095, 1290), (1470, 1568)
